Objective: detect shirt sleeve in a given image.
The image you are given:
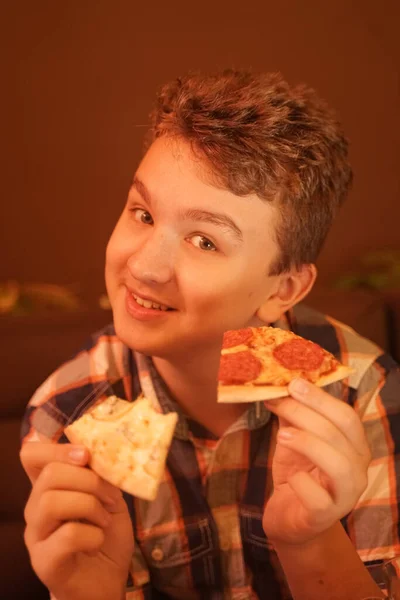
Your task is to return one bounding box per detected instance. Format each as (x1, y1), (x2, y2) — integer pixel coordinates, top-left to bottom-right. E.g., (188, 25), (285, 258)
(20, 349), (95, 444)
(345, 353), (400, 563)
(21, 328), (134, 445)
(21, 346), (153, 597)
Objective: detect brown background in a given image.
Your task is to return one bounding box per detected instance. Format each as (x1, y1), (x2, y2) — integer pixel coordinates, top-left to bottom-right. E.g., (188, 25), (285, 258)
(2, 0), (399, 303)
(0, 6), (398, 597)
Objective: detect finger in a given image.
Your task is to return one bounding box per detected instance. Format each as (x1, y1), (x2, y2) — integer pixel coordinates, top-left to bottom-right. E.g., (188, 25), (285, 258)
(29, 522), (104, 587)
(278, 378), (369, 458)
(20, 441), (89, 484)
(265, 396), (356, 459)
(287, 471), (335, 527)
(27, 462), (121, 518)
(288, 379), (368, 457)
(277, 427), (367, 510)
(30, 490), (111, 543)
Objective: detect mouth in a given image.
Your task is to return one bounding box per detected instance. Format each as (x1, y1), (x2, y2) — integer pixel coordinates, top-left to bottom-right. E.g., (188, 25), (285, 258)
(131, 292), (174, 312)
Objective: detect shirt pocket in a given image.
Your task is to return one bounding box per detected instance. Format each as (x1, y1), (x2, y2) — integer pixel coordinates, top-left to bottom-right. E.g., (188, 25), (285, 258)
(137, 517), (218, 593)
(241, 508), (272, 560)
(240, 509), (291, 599)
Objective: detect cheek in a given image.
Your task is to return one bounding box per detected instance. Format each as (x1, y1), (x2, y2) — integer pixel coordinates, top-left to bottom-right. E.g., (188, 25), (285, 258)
(180, 262), (263, 314)
(105, 237), (119, 293)
(105, 236), (119, 268)
(105, 234), (132, 299)
(104, 244), (120, 283)
(105, 224), (132, 270)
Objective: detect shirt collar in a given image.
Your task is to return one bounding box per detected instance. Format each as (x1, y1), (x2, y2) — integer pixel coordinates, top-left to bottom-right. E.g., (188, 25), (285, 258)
(134, 352), (271, 441)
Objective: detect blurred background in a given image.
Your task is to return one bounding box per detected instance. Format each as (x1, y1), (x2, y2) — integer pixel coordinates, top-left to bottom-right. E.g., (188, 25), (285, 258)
(0, 1), (399, 597)
(1, 0), (399, 300)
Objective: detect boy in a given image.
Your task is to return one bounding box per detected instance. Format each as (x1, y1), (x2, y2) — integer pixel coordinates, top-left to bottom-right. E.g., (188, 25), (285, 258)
(20, 70), (399, 600)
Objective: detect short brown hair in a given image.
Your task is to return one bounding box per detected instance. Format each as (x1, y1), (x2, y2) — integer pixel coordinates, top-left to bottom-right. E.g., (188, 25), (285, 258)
(150, 69), (353, 274)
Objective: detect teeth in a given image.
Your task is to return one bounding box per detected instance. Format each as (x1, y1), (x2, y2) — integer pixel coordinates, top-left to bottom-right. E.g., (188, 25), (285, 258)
(133, 295), (169, 311)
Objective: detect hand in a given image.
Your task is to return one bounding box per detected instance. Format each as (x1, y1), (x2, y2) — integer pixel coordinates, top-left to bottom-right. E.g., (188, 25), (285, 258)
(262, 378), (371, 546)
(21, 442), (134, 600)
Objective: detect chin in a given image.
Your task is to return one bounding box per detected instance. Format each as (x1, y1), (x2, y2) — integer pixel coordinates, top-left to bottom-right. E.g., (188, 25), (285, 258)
(111, 312), (173, 357)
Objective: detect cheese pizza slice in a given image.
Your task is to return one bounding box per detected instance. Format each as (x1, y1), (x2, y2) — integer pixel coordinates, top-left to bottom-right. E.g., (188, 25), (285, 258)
(65, 395), (178, 501)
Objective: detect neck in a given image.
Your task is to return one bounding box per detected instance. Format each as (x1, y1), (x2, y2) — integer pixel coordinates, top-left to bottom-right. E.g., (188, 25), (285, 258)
(153, 344), (220, 407)
(153, 345), (248, 437)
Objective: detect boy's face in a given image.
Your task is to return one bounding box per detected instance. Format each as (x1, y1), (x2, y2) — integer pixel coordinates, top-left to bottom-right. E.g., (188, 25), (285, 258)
(105, 137), (284, 358)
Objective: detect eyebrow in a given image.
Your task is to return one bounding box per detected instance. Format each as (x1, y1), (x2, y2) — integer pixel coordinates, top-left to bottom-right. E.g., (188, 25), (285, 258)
(179, 208), (243, 242)
(131, 177), (243, 242)
(131, 177), (151, 205)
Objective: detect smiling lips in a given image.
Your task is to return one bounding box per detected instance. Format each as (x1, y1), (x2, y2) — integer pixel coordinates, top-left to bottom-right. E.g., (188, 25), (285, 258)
(132, 293), (172, 312)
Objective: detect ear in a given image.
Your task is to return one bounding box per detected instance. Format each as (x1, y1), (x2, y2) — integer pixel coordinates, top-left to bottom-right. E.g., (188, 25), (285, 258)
(256, 264), (317, 324)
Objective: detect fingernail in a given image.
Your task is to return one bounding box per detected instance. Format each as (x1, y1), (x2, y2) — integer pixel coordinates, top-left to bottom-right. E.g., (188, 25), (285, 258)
(103, 496), (118, 508)
(278, 428), (294, 441)
(68, 447), (87, 463)
(289, 378), (309, 396)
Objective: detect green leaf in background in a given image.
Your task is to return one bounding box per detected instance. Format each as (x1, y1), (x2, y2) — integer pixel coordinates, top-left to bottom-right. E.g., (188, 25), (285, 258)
(334, 250), (400, 291)
(0, 281), (82, 315)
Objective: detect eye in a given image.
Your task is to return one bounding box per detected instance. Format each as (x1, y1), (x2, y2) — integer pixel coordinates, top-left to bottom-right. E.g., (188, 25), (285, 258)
(190, 235), (217, 252)
(131, 208), (154, 225)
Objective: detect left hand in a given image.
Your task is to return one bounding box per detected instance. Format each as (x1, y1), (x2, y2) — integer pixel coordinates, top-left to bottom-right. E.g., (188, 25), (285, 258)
(262, 378), (371, 546)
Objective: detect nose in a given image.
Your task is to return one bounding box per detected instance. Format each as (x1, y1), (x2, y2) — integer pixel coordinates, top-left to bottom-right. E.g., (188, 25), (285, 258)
(127, 231), (175, 286)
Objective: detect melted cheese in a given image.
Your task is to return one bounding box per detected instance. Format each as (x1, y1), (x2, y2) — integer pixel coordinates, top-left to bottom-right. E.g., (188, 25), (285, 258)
(65, 395), (177, 500)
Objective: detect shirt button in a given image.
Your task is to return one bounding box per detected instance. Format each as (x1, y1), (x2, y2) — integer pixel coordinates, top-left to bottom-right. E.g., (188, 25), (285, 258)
(151, 547), (164, 562)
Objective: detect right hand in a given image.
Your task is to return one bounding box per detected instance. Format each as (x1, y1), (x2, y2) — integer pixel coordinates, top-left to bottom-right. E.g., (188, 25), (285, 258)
(21, 442), (134, 600)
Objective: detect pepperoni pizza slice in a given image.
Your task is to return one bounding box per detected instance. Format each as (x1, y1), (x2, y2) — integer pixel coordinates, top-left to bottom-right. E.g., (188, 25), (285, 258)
(218, 326), (353, 403)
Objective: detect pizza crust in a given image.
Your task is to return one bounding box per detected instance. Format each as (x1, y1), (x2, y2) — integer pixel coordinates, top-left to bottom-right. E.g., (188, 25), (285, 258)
(65, 395), (177, 501)
(218, 364), (354, 403)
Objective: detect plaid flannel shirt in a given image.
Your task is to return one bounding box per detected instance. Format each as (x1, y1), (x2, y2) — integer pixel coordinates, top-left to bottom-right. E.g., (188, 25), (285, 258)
(21, 303), (400, 599)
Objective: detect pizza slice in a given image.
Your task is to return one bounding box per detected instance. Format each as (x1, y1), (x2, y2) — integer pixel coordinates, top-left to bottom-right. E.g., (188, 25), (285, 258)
(64, 395), (178, 501)
(218, 326), (354, 403)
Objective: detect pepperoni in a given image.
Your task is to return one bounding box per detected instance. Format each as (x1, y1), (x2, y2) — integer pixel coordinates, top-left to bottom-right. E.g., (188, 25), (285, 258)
(218, 351), (262, 384)
(222, 328), (253, 349)
(273, 338), (325, 371)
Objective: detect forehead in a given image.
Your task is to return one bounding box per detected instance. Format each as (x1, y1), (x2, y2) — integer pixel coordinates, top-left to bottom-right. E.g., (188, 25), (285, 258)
(134, 137), (278, 239)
